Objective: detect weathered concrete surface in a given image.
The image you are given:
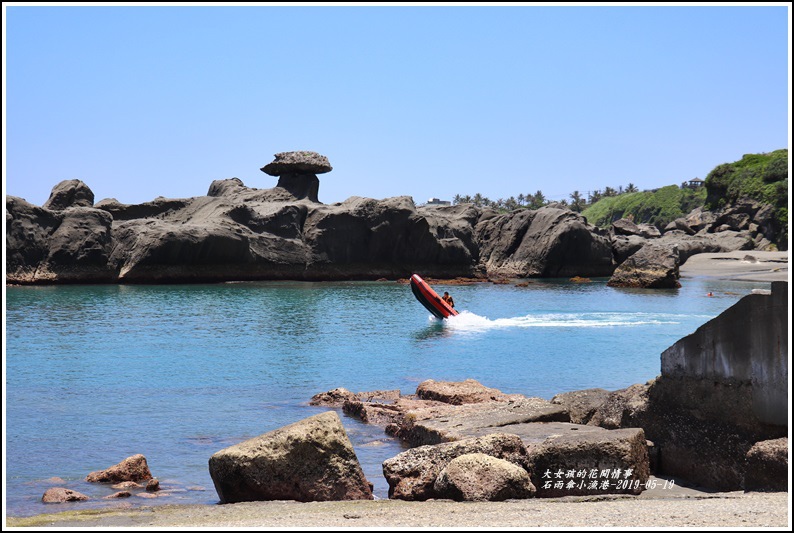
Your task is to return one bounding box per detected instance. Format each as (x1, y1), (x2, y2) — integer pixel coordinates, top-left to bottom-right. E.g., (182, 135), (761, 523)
(659, 280), (787, 428)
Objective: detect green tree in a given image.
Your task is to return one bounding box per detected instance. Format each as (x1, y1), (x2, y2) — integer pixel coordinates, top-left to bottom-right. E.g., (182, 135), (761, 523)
(569, 191), (586, 212)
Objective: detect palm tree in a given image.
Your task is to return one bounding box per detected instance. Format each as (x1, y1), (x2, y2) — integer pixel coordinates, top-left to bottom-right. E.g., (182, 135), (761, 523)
(625, 183), (638, 193)
(569, 191), (585, 212)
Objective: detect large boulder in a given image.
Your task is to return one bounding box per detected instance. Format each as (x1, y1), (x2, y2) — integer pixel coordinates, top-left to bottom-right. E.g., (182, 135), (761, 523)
(208, 411), (373, 503)
(42, 179), (94, 211)
(607, 243), (681, 288)
(85, 454), (153, 483)
(433, 453), (537, 501)
(744, 438), (788, 492)
(475, 207), (615, 278)
(302, 196), (476, 279)
(611, 218), (661, 239)
(5, 196), (62, 283)
(394, 397), (570, 447)
(550, 388), (611, 425)
(382, 433), (530, 501)
(527, 428), (650, 497)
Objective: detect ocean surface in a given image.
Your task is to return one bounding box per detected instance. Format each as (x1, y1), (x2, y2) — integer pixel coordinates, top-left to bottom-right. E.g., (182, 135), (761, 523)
(4, 276), (772, 516)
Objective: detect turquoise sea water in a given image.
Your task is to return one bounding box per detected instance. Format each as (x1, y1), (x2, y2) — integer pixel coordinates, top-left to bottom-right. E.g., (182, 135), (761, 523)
(4, 276), (771, 516)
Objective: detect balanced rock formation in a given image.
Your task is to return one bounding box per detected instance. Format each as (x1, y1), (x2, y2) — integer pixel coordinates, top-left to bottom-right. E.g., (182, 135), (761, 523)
(85, 454), (153, 483)
(208, 411), (373, 503)
(261, 151), (332, 203)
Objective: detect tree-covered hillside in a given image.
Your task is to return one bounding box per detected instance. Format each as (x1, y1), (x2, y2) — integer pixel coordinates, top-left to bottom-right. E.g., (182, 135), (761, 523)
(582, 149), (788, 233)
(581, 185), (706, 229)
(704, 149), (788, 220)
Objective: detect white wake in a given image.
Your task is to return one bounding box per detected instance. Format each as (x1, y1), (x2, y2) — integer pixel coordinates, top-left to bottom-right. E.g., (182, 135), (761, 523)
(436, 310), (685, 333)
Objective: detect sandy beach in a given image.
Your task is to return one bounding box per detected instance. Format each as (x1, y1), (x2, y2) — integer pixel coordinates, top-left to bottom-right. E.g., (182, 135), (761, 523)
(6, 487), (790, 528)
(6, 251), (789, 529)
(678, 250), (788, 282)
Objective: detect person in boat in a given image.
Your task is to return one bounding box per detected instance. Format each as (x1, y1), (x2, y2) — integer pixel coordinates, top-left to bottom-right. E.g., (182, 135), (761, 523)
(442, 291), (455, 308)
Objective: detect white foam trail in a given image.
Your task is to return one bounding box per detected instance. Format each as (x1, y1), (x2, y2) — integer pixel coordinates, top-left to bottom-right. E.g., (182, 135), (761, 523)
(443, 310), (682, 333)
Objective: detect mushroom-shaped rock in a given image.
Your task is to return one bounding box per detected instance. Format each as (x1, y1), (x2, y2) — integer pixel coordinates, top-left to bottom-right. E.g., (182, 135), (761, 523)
(260, 151), (332, 203)
(85, 454), (153, 483)
(261, 151), (332, 176)
(42, 179), (95, 211)
(208, 411), (373, 503)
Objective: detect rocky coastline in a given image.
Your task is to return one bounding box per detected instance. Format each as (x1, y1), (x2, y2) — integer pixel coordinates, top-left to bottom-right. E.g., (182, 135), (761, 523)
(6, 151), (782, 288)
(12, 278), (788, 528)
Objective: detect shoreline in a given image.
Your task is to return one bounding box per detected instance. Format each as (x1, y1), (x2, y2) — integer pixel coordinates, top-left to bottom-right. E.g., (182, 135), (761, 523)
(7, 489), (790, 528)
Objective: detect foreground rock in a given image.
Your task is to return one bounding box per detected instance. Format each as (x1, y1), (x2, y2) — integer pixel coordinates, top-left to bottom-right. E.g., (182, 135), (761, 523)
(527, 428), (650, 497)
(85, 454), (153, 483)
(433, 453), (537, 501)
(550, 388), (611, 424)
(41, 488), (89, 503)
(382, 433), (530, 500)
(744, 438), (788, 492)
(208, 411), (373, 503)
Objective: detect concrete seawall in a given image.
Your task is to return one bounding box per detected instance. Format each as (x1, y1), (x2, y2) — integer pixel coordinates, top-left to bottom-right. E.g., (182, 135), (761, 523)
(660, 280), (788, 428)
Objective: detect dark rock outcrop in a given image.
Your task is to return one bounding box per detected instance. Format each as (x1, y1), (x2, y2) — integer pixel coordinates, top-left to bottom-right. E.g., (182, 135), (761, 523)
(475, 207), (615, 278)
(85, 454), (153, 483)
(607, 243), (681, 288)
(42, 179), (94, 211)
(7, 166), (781, 285)
(208, 411), (373, 503)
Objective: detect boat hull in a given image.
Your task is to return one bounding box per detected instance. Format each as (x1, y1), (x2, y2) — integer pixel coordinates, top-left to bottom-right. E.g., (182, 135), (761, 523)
(410, 274), (459, 319)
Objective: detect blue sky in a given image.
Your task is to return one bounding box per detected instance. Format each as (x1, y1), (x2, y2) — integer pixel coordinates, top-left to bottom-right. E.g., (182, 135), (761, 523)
(3, 3), (791, 207)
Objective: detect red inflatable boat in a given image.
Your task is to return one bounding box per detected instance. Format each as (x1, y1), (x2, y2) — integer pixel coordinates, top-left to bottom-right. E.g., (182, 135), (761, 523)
(410, 274), (459, 319)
